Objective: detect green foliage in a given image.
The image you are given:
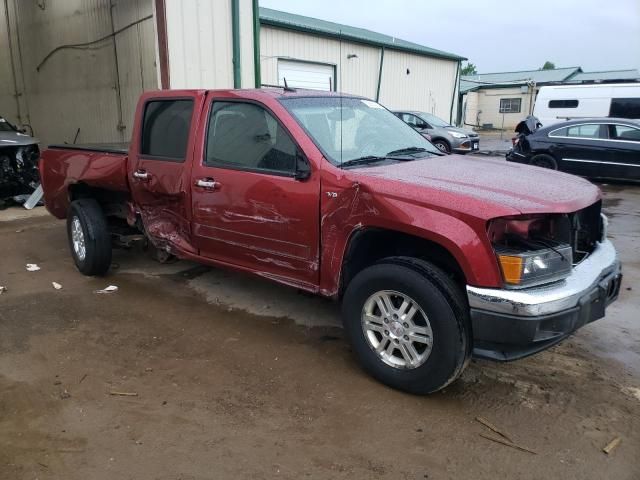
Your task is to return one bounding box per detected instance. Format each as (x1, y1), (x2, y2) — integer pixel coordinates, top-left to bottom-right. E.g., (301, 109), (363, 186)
(461, 62), (477, 76)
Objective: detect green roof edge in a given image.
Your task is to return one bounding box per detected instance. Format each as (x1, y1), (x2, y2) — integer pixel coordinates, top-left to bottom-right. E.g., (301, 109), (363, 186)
(258, 7), (466, 62)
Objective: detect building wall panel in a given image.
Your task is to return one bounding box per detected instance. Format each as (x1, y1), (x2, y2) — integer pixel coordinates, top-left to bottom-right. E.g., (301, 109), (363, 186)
(164, 0), (254, 89)
(260, 26), (459, 121)
(260, 26), (381, 98)
(472, 87), (534, 129)
(0, 0), (156, 145)
(379, 49), (458, 121)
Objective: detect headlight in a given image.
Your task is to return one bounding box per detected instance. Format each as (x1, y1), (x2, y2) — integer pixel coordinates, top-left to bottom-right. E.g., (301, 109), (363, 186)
(449, 131), (467, 139)
(495, 244), (572, 288)
(488, 215), (573, 288)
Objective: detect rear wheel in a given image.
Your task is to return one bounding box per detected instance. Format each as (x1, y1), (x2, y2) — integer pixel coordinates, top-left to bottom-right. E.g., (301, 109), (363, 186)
(530, 153), (558, 170)
(342, 257), (471, 394)
(67, 199), (112, 276)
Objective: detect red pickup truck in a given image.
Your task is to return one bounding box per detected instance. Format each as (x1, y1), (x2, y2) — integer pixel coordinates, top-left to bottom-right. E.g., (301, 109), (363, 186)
(40, 88), (622, 394)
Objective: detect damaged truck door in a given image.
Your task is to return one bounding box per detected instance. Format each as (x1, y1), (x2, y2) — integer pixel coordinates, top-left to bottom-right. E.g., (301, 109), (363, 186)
(128, 93), (202, 255)
(191, 98), (320, 288)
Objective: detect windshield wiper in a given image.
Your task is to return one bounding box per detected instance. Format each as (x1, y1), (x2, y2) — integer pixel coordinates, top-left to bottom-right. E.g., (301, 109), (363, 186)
(386, 147), (428, 156)
(340, 155), (388, 168)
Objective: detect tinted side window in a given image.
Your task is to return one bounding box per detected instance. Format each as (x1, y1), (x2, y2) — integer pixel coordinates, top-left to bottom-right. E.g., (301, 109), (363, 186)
(610, 125), (640, 142)
(402, 114), (420, 127)
(141, 100), (193, 160)
(566, 124), (602, 138)
(549, 127), (568, 137)
(609, 98), (640, 119)
(206, 102), (297, 174)
(548, 100), (579, 108)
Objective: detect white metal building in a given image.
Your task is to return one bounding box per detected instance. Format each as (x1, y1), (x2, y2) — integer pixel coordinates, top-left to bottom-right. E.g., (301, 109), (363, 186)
(1, 1), (464, 145)
(258, 7), (464, 122)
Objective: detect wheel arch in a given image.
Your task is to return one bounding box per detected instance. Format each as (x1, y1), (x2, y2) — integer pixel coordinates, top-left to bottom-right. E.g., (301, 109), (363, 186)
(337, 227), (470, 299)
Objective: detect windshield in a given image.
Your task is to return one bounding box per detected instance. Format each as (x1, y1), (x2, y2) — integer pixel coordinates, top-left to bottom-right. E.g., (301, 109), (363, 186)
(280, 97), (440, 166)
(0, 117), (17, 132)
(417, 112), (450, 128)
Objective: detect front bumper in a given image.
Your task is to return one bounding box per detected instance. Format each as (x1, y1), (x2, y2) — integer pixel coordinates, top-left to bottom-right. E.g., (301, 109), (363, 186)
(453, 137), (480, 153)
(466, 240), (622, 361)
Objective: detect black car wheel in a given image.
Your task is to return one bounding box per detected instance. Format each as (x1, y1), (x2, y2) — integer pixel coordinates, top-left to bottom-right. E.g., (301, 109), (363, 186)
(530, 153), (558, 170)
(67, 199), (112, 276)
(433, 139), (451, 154)
(342, 257), (471, 394)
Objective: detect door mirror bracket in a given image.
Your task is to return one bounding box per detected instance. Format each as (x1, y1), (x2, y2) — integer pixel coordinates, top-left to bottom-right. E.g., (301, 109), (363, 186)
(294, 153), (311, 181)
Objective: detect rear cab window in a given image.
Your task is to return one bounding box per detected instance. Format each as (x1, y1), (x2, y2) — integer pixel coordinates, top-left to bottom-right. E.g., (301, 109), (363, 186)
(141, 99), (194, 161)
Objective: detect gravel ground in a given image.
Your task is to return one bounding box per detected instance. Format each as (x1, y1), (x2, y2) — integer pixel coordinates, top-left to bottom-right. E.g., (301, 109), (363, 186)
(1, 182), (639, 480)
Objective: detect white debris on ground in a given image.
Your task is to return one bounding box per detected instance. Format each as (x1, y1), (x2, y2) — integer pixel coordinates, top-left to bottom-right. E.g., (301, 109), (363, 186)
(25, 263), (40, 272)
(0, 286), (7, 295)
(52, 282), (62, 290)
(95, 285), (118, 294)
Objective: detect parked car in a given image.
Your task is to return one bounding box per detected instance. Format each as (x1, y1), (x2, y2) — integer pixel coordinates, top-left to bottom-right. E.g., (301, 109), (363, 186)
(40, 89), (621, 394)
(0, 115), (40, 202)
(533, 83), (640, 127)
(507, 117), (640, 181)
(393, 110), (479, 153)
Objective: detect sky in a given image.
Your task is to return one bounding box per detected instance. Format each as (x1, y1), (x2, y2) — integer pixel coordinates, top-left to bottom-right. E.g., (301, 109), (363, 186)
(259, 0), (640, 74)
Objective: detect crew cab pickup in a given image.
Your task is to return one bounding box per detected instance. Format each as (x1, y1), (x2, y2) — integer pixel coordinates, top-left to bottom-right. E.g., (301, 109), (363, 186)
(40, 89), (622, 394)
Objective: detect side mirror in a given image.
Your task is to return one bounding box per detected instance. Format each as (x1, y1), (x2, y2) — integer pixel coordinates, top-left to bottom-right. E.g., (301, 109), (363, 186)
(294, 152), (311, 181)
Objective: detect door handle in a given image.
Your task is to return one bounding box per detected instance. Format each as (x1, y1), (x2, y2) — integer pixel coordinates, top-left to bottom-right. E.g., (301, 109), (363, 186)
(133, 170), (149, 180)
(196, 178), (220, 190)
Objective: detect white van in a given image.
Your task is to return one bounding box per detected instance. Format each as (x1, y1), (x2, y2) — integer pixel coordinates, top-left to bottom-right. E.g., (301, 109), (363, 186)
(533, 83), (640, 126)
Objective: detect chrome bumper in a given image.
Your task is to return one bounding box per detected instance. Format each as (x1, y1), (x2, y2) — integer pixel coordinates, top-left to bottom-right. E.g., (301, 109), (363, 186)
(467, 239), (620, 317)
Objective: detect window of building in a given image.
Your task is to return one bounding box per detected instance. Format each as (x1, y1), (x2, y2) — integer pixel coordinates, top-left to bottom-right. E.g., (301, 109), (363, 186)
(499, 98), (521, 114)
(609, 98), (640, 119)
(205, 102), (297, 174)
(141, 99), (194, 160)
(548, 99), (579, 108)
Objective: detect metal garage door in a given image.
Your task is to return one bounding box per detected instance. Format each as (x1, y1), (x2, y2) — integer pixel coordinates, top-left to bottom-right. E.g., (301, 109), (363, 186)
(277, 60), (334, 91)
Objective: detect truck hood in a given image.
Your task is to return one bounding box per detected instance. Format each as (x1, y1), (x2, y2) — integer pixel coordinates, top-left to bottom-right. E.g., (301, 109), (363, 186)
(356, 155), (600, 218)
(0, 131), (39, 147)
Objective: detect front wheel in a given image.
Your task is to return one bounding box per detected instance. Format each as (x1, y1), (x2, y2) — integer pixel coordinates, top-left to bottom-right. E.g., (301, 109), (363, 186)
(432, 139), (451, 154)
(342, 257), (471, 394)
(67, 199), (112, 276)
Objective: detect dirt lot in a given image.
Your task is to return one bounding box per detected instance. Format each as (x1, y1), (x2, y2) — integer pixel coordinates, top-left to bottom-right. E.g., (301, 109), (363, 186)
(1, 184), (639, 480)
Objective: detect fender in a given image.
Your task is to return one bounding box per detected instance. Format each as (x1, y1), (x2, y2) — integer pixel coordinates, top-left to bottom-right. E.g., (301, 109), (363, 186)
(318, 181), (502, 297)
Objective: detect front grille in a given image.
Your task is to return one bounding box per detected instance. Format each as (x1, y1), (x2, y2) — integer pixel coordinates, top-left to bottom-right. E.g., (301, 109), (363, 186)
(570, 201), (602, 263)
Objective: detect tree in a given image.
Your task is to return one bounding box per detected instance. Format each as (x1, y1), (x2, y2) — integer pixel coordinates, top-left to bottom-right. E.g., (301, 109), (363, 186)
(460, 62), (477, 76)
(541, 61), (556, 70)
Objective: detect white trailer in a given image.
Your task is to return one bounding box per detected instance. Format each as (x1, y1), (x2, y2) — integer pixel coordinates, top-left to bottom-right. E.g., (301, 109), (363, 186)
(533, 83), (640, 126)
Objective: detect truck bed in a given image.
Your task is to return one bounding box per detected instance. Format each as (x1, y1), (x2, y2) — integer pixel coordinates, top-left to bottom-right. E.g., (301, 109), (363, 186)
(40, 144), (130, 219)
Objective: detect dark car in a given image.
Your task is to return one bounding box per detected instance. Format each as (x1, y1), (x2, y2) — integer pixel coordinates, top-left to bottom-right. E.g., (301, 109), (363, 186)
(507, 117), (640, 181)
(393, 111), (479, 154)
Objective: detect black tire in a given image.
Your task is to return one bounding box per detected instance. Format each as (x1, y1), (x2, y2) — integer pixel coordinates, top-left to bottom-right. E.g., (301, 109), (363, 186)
(530, 153), (558, 170)
(67, 199), (112, 276)
(432, 139), (451, 154)
(342, 257), (471, 395)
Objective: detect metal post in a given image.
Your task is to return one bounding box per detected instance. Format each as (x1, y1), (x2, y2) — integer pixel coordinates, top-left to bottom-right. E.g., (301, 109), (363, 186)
(231, 0), (241, 88)
(252, 0), (261, 88)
